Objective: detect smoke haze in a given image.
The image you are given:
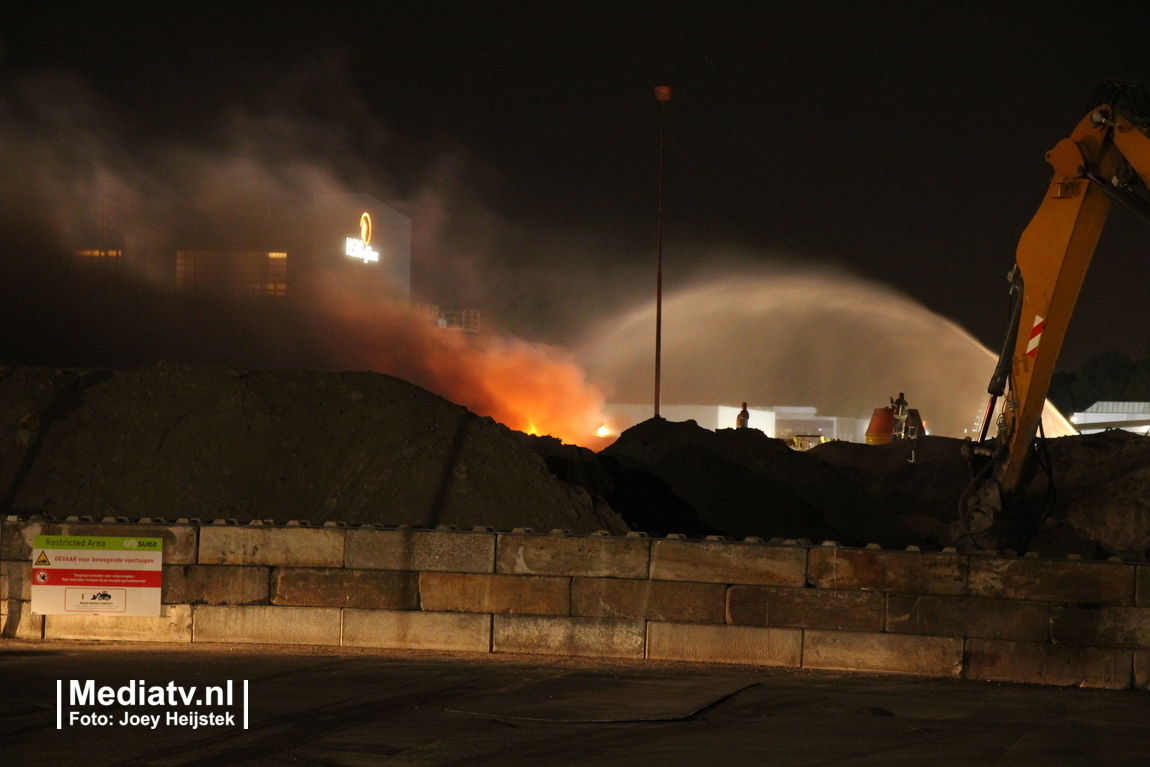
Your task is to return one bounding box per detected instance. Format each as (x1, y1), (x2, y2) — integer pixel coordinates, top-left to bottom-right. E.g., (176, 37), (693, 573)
(0, 68), (1067, 447)
(0, 69), (613, 445)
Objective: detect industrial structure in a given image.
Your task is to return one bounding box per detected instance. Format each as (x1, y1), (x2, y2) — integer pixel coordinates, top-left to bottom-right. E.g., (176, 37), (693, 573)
(959, 81), (1150, 550)
(1070, 401), (1150, 435)
(602, 404), (869, 443)
(72, 192), (411, 301)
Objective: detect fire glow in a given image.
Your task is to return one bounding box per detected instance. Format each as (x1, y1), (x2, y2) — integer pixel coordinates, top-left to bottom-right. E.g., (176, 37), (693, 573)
(317, 283), (613, 450)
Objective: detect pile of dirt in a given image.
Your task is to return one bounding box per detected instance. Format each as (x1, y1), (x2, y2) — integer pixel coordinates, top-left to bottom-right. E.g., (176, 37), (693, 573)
(5, 363), (1146, 558)
(808, 436), (973, 546)
(0, 365), (628, 534)
(1042, 430), (1150, 556)
(811, 430), (1150, 559)
(591, 418), (926, 549)
(534, 417), (1149, 559)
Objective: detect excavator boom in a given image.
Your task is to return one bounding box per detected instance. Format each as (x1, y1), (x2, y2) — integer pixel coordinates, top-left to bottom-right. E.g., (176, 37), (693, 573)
(964, 82), (1150, 548)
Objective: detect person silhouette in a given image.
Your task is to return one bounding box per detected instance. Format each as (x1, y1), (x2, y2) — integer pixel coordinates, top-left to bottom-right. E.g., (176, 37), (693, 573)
(892, 392), (908, 440)
(736, 402), (750, 429)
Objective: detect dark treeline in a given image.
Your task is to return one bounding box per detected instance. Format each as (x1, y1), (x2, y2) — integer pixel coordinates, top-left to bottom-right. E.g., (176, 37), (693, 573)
(1049, 350), (1150, 418)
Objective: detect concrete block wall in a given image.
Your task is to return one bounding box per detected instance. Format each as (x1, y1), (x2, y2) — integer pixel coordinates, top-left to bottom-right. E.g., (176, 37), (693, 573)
(3, 516), (1149, 691)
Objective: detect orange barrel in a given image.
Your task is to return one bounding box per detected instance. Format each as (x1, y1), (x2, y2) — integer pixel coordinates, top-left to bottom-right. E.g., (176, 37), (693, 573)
(866, 407), (895, 445)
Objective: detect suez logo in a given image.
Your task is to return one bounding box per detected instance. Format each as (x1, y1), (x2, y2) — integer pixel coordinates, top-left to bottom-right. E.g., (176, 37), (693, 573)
(56, 679), (249, 730)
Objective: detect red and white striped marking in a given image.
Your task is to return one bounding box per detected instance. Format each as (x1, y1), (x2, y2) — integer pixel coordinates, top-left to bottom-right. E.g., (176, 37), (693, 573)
(1026, 315), (1045, 358)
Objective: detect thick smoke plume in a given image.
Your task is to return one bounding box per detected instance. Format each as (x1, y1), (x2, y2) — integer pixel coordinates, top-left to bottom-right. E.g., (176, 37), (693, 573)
(0, 70), (611, 446)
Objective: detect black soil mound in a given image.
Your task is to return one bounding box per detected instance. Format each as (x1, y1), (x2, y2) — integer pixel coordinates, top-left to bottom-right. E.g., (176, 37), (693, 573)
(6, 363), (1146, 558)
(811, 430), (1150, 559)
(1043, 430), (1150, 556)
(573, 418), (1150, 558)
(596, 417), (925, 549)
(808, 436), (972, 546)
(0, 365), (628, 533)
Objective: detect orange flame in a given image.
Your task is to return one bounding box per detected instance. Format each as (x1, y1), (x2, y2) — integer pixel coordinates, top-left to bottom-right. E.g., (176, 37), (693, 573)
(315, 281), (613, 449)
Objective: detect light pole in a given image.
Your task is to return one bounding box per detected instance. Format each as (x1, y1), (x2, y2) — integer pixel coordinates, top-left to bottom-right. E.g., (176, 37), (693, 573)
(653, 85), (671, 418)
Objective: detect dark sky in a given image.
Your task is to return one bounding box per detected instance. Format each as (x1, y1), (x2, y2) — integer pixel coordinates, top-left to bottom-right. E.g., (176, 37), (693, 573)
(2, 2), (1150, 370)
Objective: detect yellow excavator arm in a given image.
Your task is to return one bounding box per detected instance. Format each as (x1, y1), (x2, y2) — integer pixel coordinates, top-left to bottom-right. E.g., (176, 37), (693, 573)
(963, 81), (1150, 549)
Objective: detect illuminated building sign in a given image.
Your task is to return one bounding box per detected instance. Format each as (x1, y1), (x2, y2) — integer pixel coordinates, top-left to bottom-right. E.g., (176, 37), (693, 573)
(345, 212), (379, 263)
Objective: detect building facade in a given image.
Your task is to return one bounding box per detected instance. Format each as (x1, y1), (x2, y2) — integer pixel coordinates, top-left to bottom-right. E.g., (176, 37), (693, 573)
(73, 193), (411, 302)
(1070, 401), (1150, 435)
(602, 404), (869, 443)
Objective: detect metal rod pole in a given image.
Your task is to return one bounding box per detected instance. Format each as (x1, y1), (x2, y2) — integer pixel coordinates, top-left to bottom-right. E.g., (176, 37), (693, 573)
(654, 86), (671, 418)
(978, 395), (997, 443)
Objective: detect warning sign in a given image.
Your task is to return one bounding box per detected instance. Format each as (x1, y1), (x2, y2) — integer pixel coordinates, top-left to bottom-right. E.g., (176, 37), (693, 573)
(30, 536), (162, 617)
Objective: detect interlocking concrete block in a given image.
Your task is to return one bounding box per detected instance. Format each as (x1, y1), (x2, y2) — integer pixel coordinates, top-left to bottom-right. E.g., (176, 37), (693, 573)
(1050, 606), (1150, 650)
(3, 520), (198, 564)
(727, 586), (883, 631)
(572, 577), (725, 623)
(342, 609), (491, 652)
(646, 622), (802, 666)
(803, 630), (963, 677)
(193, 605), (341, 646)
(420, 572), (569, 615)
(968, 557), (1134, 605)
(345, 528), (495, 573)
(886, 594), (1049, 642)
(1135, 650), (1149, 691)
(0, 519), (24, 560)
(198, 526), (343, 567)
(45, 605), (192, 643)
(272, 568), (418, 609)
(1, 561), (31, 600)
(493, 615), (645, 658)
(1137, 566), (1149, 607)
(807, 548), (966, 595)
(1, 600), (43, 639)
(649, 539), (806, 586)
(497, 534), (649, 579)
(965, 638), (1132, 689)
(163, 565), (268, 605)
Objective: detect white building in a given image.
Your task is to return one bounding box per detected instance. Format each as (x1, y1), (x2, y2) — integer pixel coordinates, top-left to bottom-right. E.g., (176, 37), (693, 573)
(1070, 402), (1150, 435)
(602, 404), (869, 442)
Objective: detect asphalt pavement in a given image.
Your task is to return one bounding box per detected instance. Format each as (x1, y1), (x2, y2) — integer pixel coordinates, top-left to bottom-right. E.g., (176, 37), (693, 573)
(2, 640), (1148, 766)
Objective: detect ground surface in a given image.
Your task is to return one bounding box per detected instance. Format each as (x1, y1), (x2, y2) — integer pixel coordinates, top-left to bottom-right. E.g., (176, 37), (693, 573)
(2, 641), (1148, 766)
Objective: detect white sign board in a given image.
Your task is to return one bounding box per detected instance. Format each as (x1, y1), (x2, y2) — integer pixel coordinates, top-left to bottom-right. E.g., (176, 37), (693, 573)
(31, 535), (163, 617)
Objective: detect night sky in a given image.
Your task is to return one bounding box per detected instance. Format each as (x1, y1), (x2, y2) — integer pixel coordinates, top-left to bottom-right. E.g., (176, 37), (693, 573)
(2, 2), (1150, 371)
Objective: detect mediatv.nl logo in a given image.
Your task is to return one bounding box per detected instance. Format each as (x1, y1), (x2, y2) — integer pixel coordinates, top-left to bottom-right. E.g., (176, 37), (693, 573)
(56, 679), (249, 730)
